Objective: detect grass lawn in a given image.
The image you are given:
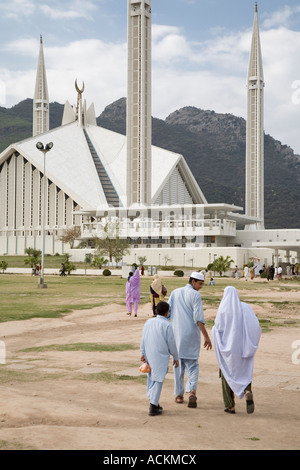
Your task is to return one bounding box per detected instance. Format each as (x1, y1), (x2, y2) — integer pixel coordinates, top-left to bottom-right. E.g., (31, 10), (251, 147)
(0, 273), (299, 326)
(0, 274), (188, 322)
(0, 274), (125, 322)
(0, 274), (218, 322)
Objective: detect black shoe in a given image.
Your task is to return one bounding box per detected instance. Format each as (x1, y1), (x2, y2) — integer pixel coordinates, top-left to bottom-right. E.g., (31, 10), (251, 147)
(224, 408), (235, 414)
(149, 403), (163, 416)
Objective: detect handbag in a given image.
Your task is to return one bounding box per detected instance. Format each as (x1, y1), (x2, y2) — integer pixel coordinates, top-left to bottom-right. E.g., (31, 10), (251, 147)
(162, 285), (167, 296)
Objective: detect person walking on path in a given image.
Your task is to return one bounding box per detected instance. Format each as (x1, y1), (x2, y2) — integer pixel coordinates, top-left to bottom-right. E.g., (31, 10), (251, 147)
(140, 301), (179, 416)
(234, 265), (239, 280)
(167, 272), (212, 408)
(212, 286), (261, 414)
(243, 265), (250, 281)
(150, 274), (167, 316)
(126, 272), (133, 315)
(128, 267), (140, 317)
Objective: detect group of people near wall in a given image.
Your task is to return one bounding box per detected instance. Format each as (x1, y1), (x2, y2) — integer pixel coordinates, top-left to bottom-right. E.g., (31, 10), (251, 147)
(130, 269), (261, 417)
(235, 265), (257, 281)
(235, 263), (299, 281)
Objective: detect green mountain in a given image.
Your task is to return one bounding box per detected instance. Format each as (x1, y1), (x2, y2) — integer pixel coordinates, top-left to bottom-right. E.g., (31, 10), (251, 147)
(0, 97), (299, 229)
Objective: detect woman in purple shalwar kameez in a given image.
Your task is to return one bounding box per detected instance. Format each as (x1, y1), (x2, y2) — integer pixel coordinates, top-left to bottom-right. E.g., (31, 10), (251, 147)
(126, 268), (140, 316)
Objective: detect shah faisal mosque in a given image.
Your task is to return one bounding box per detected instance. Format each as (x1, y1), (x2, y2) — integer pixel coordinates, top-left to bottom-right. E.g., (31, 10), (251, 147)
(0, 1), (299, 269)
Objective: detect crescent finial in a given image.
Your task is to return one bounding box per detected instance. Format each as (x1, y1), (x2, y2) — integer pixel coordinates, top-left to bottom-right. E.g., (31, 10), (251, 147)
(75, 79), (85, 94)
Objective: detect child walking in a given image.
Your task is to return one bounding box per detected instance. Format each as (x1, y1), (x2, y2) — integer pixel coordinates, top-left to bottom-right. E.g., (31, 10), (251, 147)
(140, 301), (179, 416)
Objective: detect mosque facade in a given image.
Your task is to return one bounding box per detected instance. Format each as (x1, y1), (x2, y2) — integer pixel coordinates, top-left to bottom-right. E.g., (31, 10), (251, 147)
(0, 1), (299, 270)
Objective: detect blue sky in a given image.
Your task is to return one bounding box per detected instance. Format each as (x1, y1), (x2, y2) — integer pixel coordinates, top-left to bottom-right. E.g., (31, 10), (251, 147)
(1, 0), (300, 153)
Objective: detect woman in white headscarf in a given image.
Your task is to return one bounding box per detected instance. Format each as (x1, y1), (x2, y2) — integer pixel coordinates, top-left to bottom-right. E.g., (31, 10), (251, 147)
(150, 275), (166, 316)
(212, 286), (261, 414)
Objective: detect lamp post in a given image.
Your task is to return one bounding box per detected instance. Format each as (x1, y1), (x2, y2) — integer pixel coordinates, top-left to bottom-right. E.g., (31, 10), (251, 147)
(36, 141), (53, 288)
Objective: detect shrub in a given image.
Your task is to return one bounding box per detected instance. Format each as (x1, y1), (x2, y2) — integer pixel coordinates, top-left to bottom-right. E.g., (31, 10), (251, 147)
(103, 268), (111, 276)
(174, 269), (184, 277)
(0, 261), (8, 273)
(64, 262), (76, 275)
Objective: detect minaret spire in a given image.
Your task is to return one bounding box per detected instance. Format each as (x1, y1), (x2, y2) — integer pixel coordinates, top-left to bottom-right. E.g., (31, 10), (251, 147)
(245, 4), (265, 228)
(126, 0), (152, 206)
(33, 35), (49, 136)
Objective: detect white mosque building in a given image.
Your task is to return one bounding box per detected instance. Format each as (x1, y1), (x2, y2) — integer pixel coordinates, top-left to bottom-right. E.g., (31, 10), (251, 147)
(0, 1), (299, 270)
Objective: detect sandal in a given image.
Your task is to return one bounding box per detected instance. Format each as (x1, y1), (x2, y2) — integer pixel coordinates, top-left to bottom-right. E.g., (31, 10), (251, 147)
(245, 391), (254, 414)
(188, 392), (197, 408)
(126, 312), (131, 316)
(175, 395), (184, 404)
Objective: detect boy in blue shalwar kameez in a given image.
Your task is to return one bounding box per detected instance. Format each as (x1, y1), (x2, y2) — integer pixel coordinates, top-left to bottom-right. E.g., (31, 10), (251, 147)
(140, 301), (179, 416)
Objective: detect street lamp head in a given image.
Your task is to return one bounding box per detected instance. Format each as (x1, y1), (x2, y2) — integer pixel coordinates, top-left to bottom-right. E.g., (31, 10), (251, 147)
(36, 142), (53, 152)
(45, 142), (53, 150)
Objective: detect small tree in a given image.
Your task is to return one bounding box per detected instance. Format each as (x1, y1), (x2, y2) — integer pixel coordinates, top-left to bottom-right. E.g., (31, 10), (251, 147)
(91, 255), (108, 269)
(138, 256), (147, 265)
(93, 221), (130, 262)
(163, 255), (172, 266)
(84, 253), (93, 264)
(210, 255), (234, 276)
(0, 261), (8, 273)
(24, 248), (41, 268)
(59, 226), (81, 249)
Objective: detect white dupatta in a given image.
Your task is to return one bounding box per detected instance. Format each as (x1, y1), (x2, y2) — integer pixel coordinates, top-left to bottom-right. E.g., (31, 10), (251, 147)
(212, 286), (261, 398)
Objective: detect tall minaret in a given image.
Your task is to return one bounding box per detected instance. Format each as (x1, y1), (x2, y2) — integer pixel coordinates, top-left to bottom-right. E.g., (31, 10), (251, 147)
(126, 0), (152, 206)
(245, 3), (265, 229)
(33, 36), (49, 136)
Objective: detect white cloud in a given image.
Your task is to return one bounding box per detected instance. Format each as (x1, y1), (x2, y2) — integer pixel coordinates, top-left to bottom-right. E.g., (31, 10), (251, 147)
(0, 0), (36, 19)
(39, 1), (97, 21)
(262, 5), (300, 29)
(152, 24), (183, 40)
(3, 38), (40, 58)
(153, 33), (191, 62)
(0, 0), (98, 21)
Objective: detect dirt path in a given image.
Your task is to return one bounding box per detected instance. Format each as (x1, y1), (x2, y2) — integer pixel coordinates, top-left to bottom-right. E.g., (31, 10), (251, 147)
(0, 290), (300, 450)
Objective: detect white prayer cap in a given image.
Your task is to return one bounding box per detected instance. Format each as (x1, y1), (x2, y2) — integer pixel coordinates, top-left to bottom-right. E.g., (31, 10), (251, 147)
(190, 271), (204, 281)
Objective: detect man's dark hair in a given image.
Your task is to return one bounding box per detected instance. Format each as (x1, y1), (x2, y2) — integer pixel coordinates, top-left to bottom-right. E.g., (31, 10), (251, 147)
(156, 301), (169, 316)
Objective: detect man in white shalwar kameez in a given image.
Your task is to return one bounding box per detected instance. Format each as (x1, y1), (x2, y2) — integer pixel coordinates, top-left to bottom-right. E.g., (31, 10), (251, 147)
(140, 301), (179, 416)
(212, 286), (261, 414)
(167, 272), (212, 408)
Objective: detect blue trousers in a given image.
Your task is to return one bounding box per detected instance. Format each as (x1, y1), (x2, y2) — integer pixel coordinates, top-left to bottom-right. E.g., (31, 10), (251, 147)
(173, 358), (199, 396)
(147, 375), (163, 406)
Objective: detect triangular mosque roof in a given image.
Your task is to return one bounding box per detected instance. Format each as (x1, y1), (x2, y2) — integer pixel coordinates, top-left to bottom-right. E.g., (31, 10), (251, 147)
(0, 120), (207, 211)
